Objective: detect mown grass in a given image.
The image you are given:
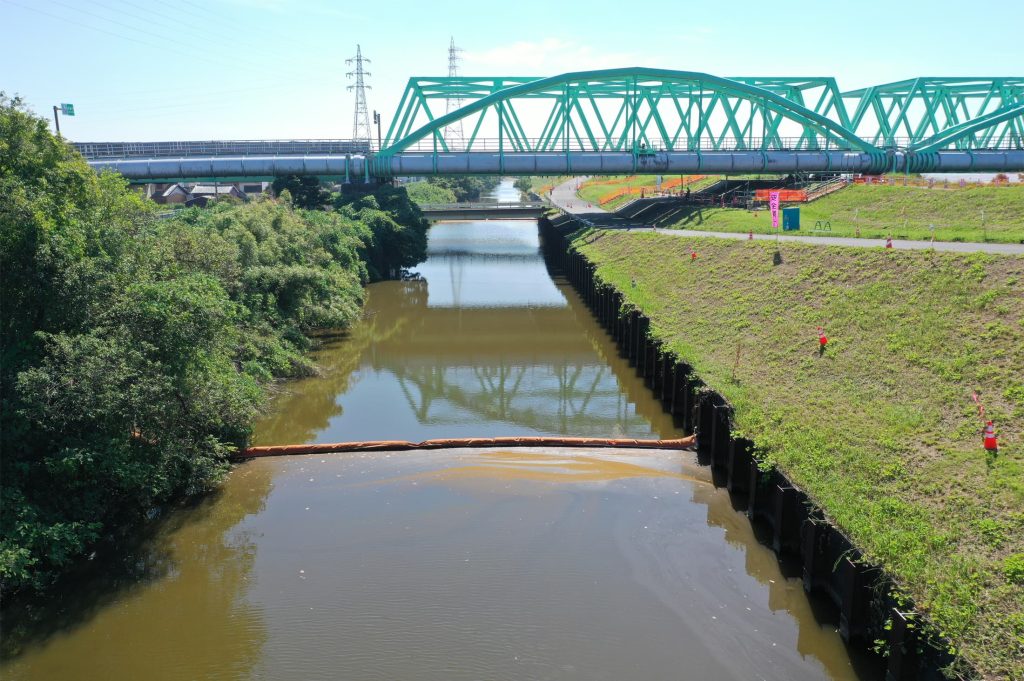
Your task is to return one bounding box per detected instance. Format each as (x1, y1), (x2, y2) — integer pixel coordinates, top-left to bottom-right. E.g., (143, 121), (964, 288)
(665, 184), (1024, 244)
(573, 230), (1024, 679)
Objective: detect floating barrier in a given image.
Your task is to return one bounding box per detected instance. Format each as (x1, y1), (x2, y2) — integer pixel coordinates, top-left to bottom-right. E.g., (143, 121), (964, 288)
(239, 435), (696, 459)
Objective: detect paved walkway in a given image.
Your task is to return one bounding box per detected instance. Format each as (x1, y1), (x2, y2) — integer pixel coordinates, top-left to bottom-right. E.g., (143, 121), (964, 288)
(546, 178), (1024, 254)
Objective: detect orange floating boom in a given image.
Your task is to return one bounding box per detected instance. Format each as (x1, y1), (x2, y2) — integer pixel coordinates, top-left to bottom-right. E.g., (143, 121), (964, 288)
(238, 436), (696, 459)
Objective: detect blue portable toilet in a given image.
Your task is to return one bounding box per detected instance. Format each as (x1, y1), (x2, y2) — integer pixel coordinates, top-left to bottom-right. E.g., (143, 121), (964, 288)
(782, 207), (800, 231)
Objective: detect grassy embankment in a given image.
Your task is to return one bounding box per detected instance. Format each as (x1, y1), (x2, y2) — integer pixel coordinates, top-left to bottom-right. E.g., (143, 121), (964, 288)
(664, 183), (1024, 244)
(577, 174), (719, 210)
(574, 231), (1023, 678)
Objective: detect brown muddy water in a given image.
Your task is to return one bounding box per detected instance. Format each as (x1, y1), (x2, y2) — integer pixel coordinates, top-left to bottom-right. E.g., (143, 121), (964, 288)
(1, 181), (879, 680)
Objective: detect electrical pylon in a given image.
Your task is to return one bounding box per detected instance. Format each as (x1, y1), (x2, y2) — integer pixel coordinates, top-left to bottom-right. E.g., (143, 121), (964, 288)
(443, 36), (465, 149)
(346, 45), (372, 144)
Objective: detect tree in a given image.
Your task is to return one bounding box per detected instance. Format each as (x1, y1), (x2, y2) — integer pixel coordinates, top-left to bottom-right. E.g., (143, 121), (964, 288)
(272, 175), (331, 209)
(0, 96), (376, 594)
(425, 176), (500, 202)
(404, 181), (456, 204)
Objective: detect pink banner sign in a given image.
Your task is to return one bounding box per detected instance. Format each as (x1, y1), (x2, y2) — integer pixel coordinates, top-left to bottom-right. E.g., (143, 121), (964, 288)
(769, 191), (781, 228)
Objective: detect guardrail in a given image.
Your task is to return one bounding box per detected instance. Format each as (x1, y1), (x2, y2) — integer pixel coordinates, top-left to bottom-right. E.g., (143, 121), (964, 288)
(74, 139), (371, 159)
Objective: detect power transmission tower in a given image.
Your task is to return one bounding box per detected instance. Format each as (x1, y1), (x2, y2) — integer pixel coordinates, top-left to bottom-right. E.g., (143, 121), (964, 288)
(444, 36), (465, 149)
(346, 45), (373, 145)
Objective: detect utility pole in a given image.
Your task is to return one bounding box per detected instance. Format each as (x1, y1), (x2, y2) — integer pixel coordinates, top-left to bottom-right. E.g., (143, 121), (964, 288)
(346, 45), (372, 144)
(444, 36), (465, 149)
(52, 106), (61, 136)
(373, 110), (382, 152)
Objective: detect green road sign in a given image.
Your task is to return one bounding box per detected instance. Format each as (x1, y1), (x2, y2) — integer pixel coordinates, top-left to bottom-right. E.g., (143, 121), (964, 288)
(61, 103), (75, 116)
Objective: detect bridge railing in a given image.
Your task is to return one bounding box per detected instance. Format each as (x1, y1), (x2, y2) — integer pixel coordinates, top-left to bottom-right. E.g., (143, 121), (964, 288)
(417, 202), (547, 210)
(387, 136), (1024, 153)
(74, 139), (372, 160)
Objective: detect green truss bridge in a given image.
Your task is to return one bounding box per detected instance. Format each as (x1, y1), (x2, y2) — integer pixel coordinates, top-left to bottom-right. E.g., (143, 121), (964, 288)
(84, 68), (1024, 181)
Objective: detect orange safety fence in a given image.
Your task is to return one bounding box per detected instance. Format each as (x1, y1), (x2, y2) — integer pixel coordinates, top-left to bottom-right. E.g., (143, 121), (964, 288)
(583, 175), (640, 187)
(238, 435), (696, 459)
(852, 175), (1014, 188)
(597, 175), (708, 205)
(754, 189), (808, 202)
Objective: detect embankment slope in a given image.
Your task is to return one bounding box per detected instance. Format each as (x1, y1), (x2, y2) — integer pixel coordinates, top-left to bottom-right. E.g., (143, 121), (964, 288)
(574, 230), (1023, 678)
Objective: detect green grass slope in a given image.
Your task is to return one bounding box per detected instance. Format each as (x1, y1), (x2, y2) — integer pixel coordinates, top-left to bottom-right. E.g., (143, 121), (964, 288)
(574, 231), (1024, 678)
(666, 184), (1024, 243)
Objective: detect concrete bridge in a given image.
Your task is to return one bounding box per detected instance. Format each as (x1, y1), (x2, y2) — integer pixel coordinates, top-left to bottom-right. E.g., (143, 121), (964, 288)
(78, 69), (1024, 181)
(418, 202), (547, 220)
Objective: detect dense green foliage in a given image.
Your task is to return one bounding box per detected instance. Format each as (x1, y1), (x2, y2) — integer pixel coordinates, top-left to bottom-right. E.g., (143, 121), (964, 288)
(513, 177), (533, 195)
(0, 96), (428, 594)
(271, 175), (331, 209)
(403, 180), (457, 204)
(426, 176), (500, 202)
(575, 230), (1024, 677)
(334, 185), (429, 280)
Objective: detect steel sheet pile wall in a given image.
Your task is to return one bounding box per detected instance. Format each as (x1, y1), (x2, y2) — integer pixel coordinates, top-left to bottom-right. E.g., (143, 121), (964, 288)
(539, 215), (959, 681)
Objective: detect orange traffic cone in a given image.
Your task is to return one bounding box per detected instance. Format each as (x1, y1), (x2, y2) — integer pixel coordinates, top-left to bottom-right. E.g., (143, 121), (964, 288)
(885, 236), (893, 249)
(817, 326), (828, 348)
(983, 421), (998, 451)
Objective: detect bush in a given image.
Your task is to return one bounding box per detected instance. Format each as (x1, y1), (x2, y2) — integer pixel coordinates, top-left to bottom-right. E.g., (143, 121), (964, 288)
(404, 181), (456, 204)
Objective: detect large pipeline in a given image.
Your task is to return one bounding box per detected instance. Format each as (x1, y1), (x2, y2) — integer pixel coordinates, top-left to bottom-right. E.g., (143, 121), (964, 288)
(239, 435), (695, 459)
(88, 149), (1024, 181)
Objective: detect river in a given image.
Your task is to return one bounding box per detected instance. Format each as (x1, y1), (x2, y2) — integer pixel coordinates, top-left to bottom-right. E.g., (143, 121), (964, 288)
(1, 180), (877, 680)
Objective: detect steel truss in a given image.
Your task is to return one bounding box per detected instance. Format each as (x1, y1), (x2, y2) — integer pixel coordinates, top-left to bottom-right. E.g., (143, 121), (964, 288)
(381, 69), (1024, 159)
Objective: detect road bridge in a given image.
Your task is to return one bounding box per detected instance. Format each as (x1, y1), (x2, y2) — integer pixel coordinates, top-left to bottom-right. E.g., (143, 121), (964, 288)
(80, 69), (1024, 181)
(418, 202), (547, 220)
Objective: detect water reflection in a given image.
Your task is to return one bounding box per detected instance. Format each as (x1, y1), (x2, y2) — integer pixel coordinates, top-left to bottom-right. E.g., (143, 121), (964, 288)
(255, 219), (679, 445)
(1, 181), (878, 681)
(1, 461), (274, 681)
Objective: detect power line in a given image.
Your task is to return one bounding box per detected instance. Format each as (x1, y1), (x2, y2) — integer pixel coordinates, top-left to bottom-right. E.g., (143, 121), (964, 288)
(46, 0), (254, 63)
(3, 0), (199, 60)
(102, 0), (274, 57)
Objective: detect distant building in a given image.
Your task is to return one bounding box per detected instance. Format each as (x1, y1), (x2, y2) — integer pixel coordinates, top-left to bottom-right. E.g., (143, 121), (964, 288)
(145, 181), (268, 206)
(189, 184), (247, 201)
(158, 183), (191, 205)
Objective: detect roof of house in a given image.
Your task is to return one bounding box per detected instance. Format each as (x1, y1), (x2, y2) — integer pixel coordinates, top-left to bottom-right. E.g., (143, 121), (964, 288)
(190, 185), (246, 196)
(161, 183), (189, 197)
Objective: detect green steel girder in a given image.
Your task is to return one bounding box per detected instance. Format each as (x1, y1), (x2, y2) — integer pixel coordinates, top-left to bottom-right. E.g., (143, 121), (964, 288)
(911, 101), (1024, 152)
(382, 68), (877, 155)
(382, 69), (1024, 157)
(842, 77), (1024, 148)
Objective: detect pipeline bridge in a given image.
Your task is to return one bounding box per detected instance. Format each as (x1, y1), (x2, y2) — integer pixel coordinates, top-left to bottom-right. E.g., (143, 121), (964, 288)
(80, 68), (1024, 181)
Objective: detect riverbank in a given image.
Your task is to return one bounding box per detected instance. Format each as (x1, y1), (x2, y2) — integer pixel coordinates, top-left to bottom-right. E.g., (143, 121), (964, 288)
(664, 183), (1024, 243)
(575, 175), (1024, 243)
(0, 97), (430, 595)
(568, 229), (1023, 679)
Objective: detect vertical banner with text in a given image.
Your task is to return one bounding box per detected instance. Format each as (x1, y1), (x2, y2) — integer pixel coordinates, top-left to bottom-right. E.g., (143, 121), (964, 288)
(769, 191), (781, 229)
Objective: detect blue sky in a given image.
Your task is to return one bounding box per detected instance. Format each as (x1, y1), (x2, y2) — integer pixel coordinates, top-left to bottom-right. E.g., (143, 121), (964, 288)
(2, 0), (1022, 141)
